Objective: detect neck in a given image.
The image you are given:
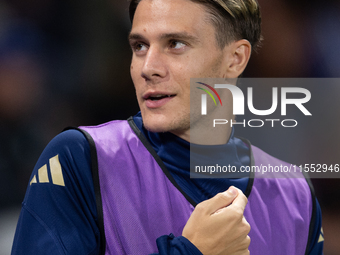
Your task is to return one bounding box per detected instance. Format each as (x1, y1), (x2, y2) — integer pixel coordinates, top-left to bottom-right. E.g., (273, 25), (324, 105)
(171, 115), (234, 145)
(186, 77), (236, 145)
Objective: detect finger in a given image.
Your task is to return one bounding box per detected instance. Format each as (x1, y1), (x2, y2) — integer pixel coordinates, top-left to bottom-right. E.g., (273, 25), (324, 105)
(201, 186), (238, 214)
(232, 234), (251, 251)
(225, 234), (251, 254)
(232, 249), (250, 255)
(230, 187), (248, 213)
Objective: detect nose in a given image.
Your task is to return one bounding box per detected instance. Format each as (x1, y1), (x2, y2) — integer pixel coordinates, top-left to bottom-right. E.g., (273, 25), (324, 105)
(141, 46), (168, 82)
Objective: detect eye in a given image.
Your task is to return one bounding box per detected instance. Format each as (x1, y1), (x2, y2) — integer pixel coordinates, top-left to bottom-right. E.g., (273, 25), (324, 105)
(131, 42), (148, 53)
(169, 40), (186, 50)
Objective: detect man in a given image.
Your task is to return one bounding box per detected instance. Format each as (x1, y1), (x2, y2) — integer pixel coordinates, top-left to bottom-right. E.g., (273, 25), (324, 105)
(12, 0), (323, 254)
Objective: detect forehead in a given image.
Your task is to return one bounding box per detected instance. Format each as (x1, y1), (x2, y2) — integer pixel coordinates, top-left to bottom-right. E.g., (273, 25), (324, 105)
(131, 0), (214, 39)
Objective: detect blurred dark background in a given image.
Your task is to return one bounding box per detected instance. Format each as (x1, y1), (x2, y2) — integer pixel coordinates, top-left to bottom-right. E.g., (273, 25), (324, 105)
(0, 0), (339, 254)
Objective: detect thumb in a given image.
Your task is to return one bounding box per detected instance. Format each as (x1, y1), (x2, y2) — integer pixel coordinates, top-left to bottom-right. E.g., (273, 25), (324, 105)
(202, 186), (238, 214)
(229, 187), (248, 213)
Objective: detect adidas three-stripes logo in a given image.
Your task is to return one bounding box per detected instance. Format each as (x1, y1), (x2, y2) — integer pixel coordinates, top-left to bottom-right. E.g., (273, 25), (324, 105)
(30, 154), (65, 187)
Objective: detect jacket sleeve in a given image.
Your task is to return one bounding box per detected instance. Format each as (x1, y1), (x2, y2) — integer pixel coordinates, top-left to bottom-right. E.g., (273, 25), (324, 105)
(150, 234), (203, 255)
(306, 198), (324, 255)
(11, 130), (100, 255)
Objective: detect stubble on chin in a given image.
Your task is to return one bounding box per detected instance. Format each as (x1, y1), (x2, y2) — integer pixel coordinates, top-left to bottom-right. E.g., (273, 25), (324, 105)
(142, 110), (190, 135)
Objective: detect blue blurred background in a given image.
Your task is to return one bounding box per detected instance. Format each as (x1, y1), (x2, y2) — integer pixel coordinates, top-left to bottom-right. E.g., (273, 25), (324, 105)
(0, 0), (339, 254)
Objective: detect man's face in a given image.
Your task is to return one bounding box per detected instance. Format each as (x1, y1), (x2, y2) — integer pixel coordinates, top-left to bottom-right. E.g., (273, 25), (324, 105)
(129, 0), (231, 141)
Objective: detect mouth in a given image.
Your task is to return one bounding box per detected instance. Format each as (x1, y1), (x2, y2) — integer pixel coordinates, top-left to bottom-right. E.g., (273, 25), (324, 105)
(143, 92), (176, 108)
(146, 94), (176, 101)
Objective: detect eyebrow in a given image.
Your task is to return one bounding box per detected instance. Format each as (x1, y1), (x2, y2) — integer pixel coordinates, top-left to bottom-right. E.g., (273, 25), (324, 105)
(128, 32), (201, 44)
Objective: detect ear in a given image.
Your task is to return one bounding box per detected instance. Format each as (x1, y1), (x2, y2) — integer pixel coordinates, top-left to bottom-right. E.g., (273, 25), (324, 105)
(223, 39), (252, 78)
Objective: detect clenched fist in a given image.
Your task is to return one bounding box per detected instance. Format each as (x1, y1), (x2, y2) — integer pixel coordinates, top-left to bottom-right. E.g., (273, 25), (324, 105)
(182, 186), (250, 255)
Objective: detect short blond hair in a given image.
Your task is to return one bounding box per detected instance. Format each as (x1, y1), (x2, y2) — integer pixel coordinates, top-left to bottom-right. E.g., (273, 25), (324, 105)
(129, 0), (263, 51)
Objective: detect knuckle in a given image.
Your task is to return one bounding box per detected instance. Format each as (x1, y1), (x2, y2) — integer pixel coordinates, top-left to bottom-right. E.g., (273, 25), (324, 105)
(241, 222), (251, 235)
(216, 192), (230, 203)
(194, 201), (206, 213)
(243, 218), (251, 232)
(238, 249), (250, 255)
(240, 225), (250, 236)
(243, 195), (248, 204)
(239, 235), (251, 251)
(241, 249), (250, 255)
(246, 235), (251, 246)
(230, 207), (244, 220)
(237, 189), (248, 203)
(240, 193), (248, 206)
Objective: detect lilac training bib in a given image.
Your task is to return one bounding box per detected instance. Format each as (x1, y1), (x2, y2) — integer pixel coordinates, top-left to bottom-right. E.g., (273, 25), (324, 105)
(80, 119), (313, 255)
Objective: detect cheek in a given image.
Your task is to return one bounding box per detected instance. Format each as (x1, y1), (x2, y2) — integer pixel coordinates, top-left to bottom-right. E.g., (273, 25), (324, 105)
(176, 57), (206, 78)
(130, 62), (136, 79)
(130, 64), (141, 95)
(130, 55), (141, 78)
(130, 63), (140, 87)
